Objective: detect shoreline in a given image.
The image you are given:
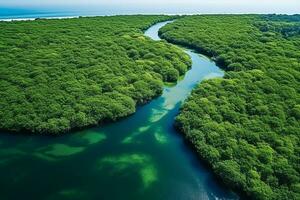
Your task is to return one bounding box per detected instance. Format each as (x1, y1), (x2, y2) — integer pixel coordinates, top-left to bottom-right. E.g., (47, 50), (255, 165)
(0, 15), (81, 22)
(0, 17), (182, 135)
(1, 13), (296, 22)
(0, 13), (183, 22)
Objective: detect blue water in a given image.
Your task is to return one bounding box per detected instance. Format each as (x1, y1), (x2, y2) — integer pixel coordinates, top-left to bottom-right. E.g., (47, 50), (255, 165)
(0, 6), (183, 20)
(1, 5), (298, 20)
(0, 7), (80, 19)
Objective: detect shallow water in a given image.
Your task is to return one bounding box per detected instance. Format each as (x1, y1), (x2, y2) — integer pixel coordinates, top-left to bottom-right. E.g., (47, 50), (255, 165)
(0, 21), (238, 200)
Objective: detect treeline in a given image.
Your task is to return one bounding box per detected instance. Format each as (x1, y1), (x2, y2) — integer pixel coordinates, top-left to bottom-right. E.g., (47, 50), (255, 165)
(160, 15), (300, 199)
(262, 14), (300, 22)
(0, 15), (191, 134)
(256, 15), (300, 38)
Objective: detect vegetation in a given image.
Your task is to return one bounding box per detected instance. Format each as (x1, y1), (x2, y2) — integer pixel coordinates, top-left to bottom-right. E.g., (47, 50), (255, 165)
(160, 15), (300, 199)
(0, 15), (191, 134)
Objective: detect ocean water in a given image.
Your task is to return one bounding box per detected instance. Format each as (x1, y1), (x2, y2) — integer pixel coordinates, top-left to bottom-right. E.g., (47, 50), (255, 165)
(0, 7), (84, 20)
(0, 6), (182, 20)
(0, 4), (298, 20)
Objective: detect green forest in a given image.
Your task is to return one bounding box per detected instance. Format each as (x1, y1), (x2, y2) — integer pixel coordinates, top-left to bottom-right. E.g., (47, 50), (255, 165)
(0, 15), (191, 133)
(160, 15), (300, 199)
(1, 14), (299, 200)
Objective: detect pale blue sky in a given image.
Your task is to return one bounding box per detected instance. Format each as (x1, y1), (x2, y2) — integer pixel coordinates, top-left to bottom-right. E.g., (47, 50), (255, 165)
(0, 0), (299, 14)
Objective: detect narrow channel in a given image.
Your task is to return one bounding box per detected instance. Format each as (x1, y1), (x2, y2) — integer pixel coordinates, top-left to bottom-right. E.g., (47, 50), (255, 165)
(0, 21), (238, 200)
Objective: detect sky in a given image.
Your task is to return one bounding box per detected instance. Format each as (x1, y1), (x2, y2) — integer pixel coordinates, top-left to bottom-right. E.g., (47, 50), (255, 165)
(0, 0), (299, 14)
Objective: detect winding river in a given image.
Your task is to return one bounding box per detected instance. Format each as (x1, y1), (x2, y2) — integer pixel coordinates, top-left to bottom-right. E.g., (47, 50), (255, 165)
(0, 21), (238, 200)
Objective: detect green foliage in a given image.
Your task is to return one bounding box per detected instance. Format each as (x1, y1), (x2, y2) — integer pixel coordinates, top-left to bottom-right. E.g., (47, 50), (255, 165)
(0, 15), (191, 134)
(255, 15), (300, 38)
(161, 15), (300, 199)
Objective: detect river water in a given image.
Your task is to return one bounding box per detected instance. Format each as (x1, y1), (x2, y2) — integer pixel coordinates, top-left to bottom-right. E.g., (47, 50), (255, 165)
(0, 21), (238, 200)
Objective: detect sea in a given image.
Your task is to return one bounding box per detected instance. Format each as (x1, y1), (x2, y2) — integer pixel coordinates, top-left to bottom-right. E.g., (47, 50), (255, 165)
(0, 5), (298, 21)
(0, 6), (186, 20)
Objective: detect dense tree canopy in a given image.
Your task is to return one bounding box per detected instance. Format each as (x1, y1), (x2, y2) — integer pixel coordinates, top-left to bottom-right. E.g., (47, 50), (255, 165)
(0, 15), (191, 134)
(160, 15), (300, 199)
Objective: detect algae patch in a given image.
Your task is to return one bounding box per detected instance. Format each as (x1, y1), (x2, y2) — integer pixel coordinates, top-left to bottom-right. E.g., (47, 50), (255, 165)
(44, 144), (85, 157)
(140, 165), (158, 188)
(122, 125), (150, 144)
(154, 131), (167, 144)
(76, 131), (107, 145)
(149, 109), (168, 123)
(97, 153), (158, 188)
(34, 144), (85, 161)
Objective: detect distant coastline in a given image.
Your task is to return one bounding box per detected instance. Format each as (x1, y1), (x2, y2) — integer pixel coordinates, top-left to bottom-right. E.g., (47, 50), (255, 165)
(0, 16), (80, 22)
(1, 5), (298, 22)
(0, 6), (184, 21)
(0, 14), (182, 22)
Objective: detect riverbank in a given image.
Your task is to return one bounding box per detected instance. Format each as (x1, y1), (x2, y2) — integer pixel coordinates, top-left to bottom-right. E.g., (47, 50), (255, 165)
(0, 15), (191, 134)
(0, 18), (238, 200)
(160, 15), (300, 200)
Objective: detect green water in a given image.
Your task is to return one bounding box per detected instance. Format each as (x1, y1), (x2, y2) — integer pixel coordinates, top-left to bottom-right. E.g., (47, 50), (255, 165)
(0, 21), (238, 200)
